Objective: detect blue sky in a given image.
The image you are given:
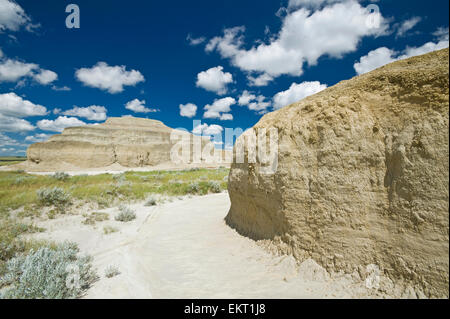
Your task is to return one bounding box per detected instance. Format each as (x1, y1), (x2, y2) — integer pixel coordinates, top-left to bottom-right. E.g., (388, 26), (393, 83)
(0, 0), (448, 155)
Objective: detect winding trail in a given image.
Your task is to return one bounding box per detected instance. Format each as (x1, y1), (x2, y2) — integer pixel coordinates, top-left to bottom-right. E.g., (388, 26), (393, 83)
(33, 193), (378, 298)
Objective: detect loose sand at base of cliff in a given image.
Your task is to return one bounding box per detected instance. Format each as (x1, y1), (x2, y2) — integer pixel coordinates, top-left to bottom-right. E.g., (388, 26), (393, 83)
(27, 193), (410, 299)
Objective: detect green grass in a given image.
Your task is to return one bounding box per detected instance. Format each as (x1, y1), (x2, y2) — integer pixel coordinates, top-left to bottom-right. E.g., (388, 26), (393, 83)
(0, 167), (229, 216)
(0, 157), (26, 167)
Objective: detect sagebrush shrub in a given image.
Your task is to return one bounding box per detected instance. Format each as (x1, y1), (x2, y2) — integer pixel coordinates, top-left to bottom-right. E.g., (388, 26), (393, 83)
(52, 172), (70, 181)
(208, 181), (221, 193)
(187, 182), (199, 194)
(0, 242), (97, 299)
(103, 226), (118, 234)
(104, 265), (120, 278)
(115, 205), (136, 222)
(144, 197), (157, 207)
(13, 177), (26, 185)
(36, 187), (70, 206)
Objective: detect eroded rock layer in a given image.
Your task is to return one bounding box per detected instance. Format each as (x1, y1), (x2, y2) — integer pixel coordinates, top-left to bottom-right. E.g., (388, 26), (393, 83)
(226, 49), (449, 298)
(27, 117), (217, 168)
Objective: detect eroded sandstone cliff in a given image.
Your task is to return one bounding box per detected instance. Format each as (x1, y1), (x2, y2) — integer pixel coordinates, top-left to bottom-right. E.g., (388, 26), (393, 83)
(27, 117), (221, 169)
(226, 49), (449, 298)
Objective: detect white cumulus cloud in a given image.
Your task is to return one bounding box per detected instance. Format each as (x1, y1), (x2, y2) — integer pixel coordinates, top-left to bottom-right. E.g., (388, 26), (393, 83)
(33, 69), (58, 85)
(25, 133), (50, 143)
(354, 30), (449, 75)
(76, 62), (145, 94)
(0, 59), (37, 82)
(179, 103), (197, 118)
(203, 97), (235, 120)
(0, 132), (17, 146)
(196, 66), (233, 95)
(354, 47), (397, 75)
(206, 1), (387, 84)
(0, 55), (58, 85)
(62, 105), (107, 121)
(192, 123), (224, 136)
(0, 114), (35, 132)
(238, 90), (271, 113)
(125, 99), (158, 113)
(0, 92), (47, 117)
(0, 0), (37, 32)
(37, 116), (86, 132)
(273, 81), (327, 110)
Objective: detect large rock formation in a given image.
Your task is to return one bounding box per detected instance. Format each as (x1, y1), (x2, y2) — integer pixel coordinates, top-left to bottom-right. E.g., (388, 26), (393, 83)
(226, 49), (449, 298)
(27, 117), (225, 170)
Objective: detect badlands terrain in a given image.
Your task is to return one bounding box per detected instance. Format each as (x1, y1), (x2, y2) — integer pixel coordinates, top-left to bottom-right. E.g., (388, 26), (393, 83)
(0, 49), (448, 299)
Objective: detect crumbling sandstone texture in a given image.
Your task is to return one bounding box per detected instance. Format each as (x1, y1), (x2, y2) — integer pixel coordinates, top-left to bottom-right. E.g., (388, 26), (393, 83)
(27, 117), (219, 168)
(226, 49), (449, 298)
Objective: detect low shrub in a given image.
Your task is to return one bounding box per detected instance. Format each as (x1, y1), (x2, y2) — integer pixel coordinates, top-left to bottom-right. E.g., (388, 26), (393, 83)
(144, 196), (157, 207)
(115, 205), (136, 222)
(82, 212), (109, 225)
(0, 242), (97, 299)
(103, 226), (118, 235)
(52, 172), (70, 181)
(208, 181), (221, 193)
(36, 187), (71, 207)
(187, 182), (199, 194)
(104, 265), (120, 278)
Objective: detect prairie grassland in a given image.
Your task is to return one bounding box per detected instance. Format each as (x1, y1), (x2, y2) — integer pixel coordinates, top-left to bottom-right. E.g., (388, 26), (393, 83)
(0, 157), (26, 167)
(0, 167), (229, 215)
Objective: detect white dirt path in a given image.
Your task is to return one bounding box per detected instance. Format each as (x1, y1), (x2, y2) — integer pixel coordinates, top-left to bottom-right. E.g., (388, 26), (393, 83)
(30, 193), (386, 299)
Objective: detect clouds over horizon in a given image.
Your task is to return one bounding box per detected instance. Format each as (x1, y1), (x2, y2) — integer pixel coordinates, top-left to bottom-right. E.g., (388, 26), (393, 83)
(62, 105), (107, 121)
(354, 28), (449, 74)
(273, 81), (327, 110)
(125, 98), (158, 113)
(0, 92), (48, 132)
(76, 62), (145, 94)
(37, 116), (86, 132)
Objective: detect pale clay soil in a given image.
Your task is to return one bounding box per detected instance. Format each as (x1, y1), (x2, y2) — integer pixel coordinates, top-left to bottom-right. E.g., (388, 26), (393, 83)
(24, 192), (408, 299)
(1, 162), (230, 175)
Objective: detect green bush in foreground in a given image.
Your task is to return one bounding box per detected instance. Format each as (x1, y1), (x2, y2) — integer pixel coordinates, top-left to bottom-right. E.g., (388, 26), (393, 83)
(36, 187), (71, 207)
(0, 242), (97, 299)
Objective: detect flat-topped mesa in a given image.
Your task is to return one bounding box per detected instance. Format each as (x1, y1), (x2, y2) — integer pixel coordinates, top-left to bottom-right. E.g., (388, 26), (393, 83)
(226, 49), (449, 298)
(27, 116), (214, 169)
